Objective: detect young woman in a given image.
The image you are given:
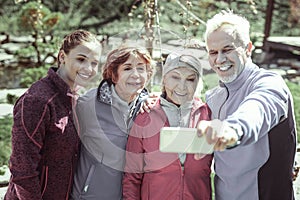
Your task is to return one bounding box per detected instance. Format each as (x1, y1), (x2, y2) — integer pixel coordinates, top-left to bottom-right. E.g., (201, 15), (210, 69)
(71, 46), (155, 200)
(123, 52), (213, 200)
(4, 29), (102, 200)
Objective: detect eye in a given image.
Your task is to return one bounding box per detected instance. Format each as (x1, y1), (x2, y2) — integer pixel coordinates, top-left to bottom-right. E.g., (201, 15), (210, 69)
(137, 65), (146, 72)
(171, 75), (180, 80)
(187, 78), (195, 82)
(91, 61), (99, 68)
(209, 50), (218, 56)
(223, 48), (234, 54)
(123, 66), (132, 71)
(77, 57), (85, 62)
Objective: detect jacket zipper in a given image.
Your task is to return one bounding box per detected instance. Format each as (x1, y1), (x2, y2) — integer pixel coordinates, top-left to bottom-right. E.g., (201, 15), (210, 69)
(218, 85), (229, 119)
(180, 162), (185, 200)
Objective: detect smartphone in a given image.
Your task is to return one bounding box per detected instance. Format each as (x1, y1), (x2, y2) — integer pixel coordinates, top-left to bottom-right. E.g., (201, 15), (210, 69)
(159, 127), (214, 154)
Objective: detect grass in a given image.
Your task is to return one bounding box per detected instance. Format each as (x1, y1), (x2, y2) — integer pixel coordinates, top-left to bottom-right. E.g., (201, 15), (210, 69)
(0, 115), (13, 167)
(286, 81), (300, 140)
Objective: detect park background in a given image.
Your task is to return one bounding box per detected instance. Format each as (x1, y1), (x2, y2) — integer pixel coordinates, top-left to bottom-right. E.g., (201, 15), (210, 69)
(0, 0), (300, 198)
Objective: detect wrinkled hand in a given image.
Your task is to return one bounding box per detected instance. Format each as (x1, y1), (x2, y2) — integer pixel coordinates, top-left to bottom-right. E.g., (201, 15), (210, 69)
(139, 92), (160, 114)
(197, 119), (238, 151)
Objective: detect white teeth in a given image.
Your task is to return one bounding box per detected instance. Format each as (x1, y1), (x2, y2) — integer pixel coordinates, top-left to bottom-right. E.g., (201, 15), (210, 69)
(175, 91), (186, 96)
(218, 65), (231, 71)
(128, 82), (141, 86)
(78, 73), (91, 79)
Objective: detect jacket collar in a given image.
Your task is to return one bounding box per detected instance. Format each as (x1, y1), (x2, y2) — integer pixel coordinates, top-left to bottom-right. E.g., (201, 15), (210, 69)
(97, 80), (113, 104)
(155, 97), (205, 116)
(48, 67), (73, 97)
(96, 79), (149, 120)
(222, 59), (258, 91)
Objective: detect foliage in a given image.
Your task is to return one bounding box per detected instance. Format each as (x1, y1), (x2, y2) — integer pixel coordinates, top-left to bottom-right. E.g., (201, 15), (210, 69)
(1, 0), (299, 41)
(0, 0), (21, 34)
(0, 115), (13, 167)
(19, 64), (50, 88)
(289, 0), (300, 28)
(15, 36), (61, 64)
(16, 1), (62, 65)
(18, 1), (62, 34)
(16, 45), (36, 59)
(6, 94), (18, 105)
(286, 80), (300, 139)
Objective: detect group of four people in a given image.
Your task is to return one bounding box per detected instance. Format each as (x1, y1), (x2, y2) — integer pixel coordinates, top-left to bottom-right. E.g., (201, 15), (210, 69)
(4, 9), (297, 200)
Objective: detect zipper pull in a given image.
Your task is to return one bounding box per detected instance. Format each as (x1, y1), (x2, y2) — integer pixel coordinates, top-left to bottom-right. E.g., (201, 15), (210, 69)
(83, 185), (89, 193)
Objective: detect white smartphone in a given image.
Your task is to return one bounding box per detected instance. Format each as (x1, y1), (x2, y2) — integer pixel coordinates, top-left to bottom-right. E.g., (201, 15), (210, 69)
(159, 127), (214, 154)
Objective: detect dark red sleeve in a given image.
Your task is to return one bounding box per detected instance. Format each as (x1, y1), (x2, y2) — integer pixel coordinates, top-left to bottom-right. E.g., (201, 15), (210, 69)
(7, 93), (49, 200)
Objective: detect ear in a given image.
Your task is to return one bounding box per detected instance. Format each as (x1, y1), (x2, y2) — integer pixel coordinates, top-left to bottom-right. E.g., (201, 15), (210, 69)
(246, 42), (253, 57)
(59, 50), (66, 63)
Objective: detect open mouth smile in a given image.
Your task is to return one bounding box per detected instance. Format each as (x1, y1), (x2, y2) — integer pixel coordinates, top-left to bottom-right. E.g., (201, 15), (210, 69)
(127, 82), (142, 86)
(174, 91), (187, 96)
(77, 72), (93, 80)
(217, 64), (232, 72)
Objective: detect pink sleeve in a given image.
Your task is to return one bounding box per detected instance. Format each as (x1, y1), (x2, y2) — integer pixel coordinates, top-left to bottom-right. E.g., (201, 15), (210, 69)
(122, 116), (145, 200)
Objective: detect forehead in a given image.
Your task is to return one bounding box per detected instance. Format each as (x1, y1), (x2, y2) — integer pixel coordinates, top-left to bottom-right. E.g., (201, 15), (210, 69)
(69, 41), (101, 56)
(207, 26), (237, 50)
(168, 67), (197, 76)
(124, 54), (146, 64)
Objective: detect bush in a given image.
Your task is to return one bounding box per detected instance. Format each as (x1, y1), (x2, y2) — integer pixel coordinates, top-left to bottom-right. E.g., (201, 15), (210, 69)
(0, 115), (13, 166)
(286, 80), (300, 142)
(20, 65), (49, 88)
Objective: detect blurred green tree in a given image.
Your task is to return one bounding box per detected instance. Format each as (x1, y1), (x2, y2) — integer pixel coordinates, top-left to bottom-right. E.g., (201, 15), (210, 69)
(17, 1), (62, 66)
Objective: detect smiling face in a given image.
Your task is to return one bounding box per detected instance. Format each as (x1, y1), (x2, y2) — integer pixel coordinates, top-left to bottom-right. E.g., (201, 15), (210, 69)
(114, 54), (148, 103)
(59, 41), (101, 88)
(207, 25), (251, 83)
(163, 67), (198, 106)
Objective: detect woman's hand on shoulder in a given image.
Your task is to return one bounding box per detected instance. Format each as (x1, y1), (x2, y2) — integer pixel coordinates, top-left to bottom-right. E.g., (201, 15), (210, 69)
(139, 92), (160, 114)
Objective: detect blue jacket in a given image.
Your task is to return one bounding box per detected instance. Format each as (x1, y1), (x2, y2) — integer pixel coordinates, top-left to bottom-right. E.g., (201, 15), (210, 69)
(206, 60), (297, 200)
(71, 80), (148, 200)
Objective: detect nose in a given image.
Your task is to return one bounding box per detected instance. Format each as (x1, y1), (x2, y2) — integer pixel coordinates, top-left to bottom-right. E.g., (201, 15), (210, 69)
(178, 79), (187, 90)
(216, 52), (226, 64)
(82, 63), (97, 75)
(82, 64), (93, 74)
(131, 68), (139, 78)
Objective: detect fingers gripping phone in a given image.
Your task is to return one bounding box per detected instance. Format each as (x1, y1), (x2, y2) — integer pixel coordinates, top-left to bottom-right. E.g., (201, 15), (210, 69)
(159, 127), (214, 154)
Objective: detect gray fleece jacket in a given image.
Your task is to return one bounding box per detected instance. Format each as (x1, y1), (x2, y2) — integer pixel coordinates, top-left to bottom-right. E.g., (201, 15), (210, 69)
(71, 80), (147, 200)
(206, 60), (297, 200)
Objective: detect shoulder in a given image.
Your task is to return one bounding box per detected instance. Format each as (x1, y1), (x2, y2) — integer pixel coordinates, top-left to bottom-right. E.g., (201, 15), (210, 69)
(15, 79), (57, 111)
(192, 98), (211, 119)
(249, 68), (290, 94)
(76, 88), (97, 114)
(132, 102), (167, 132)
(78, 88), (97, 104)
(205, 85), (224, 103)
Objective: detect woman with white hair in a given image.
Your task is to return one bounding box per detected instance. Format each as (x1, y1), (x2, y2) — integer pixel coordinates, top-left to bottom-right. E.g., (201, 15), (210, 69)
(123, 52), (213, 200)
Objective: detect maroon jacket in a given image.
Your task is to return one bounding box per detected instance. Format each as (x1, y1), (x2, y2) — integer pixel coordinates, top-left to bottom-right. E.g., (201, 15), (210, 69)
(123, 98), (213, 200)
(4, 67), (80, 200)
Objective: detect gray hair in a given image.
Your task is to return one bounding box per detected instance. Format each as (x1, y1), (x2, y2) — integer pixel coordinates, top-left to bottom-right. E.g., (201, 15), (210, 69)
(204, 10), (250, 49)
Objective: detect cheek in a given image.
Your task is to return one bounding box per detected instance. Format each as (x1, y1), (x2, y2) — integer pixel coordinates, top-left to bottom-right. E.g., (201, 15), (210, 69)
(115, 74), (126, 85)
(164, 79), (176, 90)
(208, 57), (216, 67)
(227, 52), (241, 63)
(187, 83), (197, 94)
(141, 72), (148, 82)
